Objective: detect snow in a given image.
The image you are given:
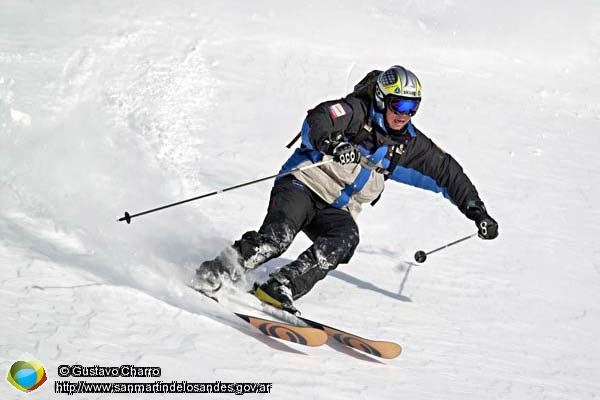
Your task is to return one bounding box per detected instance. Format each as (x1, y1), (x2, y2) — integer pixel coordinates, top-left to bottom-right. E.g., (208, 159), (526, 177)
(1, 0), (599, 398)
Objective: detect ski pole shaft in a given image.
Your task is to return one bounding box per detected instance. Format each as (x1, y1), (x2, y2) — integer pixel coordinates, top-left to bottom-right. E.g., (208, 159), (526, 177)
(426, 232), (478, 254)
(285, 131), (302, 148)
(414, 232), (478, 263)
(118, 159), (334, 224)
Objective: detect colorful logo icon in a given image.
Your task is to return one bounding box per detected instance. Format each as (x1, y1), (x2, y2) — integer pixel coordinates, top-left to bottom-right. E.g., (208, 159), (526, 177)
(6, 354), (47, 393)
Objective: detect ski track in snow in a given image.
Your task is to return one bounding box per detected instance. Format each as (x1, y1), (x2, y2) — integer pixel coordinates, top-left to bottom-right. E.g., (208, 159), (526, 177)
(1, 1), (600, 399)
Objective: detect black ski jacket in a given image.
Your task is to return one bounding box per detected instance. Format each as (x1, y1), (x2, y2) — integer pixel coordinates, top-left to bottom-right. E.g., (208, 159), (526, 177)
(283, 94), (483, 217)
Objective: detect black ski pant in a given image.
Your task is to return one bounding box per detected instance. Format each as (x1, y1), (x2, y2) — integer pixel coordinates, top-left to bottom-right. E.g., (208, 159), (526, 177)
(233, 175), (359, 299)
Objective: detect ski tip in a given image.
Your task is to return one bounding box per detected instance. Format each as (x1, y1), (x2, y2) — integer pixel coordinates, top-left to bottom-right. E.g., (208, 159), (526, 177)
(380, 343), (402, 359)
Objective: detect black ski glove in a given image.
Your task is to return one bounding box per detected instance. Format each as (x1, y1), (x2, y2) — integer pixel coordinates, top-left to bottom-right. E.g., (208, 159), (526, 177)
(332, 142), (361, 165)
(465, 200), (499, 240)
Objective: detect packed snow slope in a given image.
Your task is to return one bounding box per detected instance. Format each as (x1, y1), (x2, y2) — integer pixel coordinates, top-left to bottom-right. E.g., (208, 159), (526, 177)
(1, 1), (600, 399)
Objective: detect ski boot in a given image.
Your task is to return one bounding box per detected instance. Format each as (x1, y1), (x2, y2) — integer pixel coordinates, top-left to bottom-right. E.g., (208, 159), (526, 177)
(253, 276), (299, 315)
(190, 256), (240, 297)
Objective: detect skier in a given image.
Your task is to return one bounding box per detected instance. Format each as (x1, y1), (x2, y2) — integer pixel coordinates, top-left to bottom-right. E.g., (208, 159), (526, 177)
(190, 65), (499, 313)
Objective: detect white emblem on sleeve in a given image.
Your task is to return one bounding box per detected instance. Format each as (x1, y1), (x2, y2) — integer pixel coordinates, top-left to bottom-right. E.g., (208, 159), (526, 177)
(328, 103), (347, 119)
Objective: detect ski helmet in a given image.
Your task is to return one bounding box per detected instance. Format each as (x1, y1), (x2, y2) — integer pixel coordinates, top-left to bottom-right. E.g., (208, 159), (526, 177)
(374, 66), (422, 113)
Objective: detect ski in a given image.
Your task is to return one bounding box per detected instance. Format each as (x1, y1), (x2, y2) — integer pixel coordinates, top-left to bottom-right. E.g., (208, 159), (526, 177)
(193, 288), (327, 347)
(233, 313), (327, 347)
(297, 316), (402, 359)
(252, 299), (403, 359)
(193, 286), (401, 357)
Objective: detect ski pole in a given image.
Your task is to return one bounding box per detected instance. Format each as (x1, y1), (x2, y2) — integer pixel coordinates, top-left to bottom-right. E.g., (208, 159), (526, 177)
(414, 232), (478, 263)
(118, 159), (334, 224)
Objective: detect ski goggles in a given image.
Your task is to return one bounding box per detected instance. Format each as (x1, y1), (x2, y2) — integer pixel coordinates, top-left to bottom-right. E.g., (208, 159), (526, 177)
(387, 97), (420, 116)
